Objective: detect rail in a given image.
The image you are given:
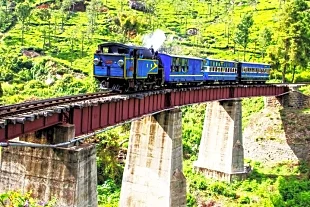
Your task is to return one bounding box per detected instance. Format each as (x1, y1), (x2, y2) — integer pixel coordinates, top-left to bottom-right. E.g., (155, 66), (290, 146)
(0, 83), (303, 118)
(0, 91), (116, 118)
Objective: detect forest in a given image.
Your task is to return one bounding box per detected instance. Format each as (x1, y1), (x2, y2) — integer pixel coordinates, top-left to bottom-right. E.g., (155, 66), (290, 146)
(0, 0), (310, 206)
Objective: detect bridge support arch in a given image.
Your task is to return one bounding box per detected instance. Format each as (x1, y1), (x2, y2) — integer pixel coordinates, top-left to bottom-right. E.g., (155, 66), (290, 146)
(120, 108), (186, 207)
(194, 99), (247, 182)
(0, 124), (97, 207)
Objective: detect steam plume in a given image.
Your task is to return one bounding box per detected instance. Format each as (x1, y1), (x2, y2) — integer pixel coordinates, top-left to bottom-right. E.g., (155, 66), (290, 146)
(142, 29), (166, 51)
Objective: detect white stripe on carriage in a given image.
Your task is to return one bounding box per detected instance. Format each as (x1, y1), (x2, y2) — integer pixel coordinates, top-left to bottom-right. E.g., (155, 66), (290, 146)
(170, 75), (204, 77)
(208, 75), (268, 78)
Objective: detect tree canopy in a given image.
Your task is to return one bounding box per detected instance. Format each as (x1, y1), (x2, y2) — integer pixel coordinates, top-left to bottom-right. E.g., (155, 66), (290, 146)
(268, 0), (310, 82)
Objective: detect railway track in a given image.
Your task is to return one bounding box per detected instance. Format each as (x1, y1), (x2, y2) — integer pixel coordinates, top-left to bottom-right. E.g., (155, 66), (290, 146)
(0, 91), (116, 118)
(0, 83), (302, 119)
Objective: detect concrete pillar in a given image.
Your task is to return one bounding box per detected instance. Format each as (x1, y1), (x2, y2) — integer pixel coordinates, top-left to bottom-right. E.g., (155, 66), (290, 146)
(194, 100), (247, 182)
(0, 124), (97, 207)
(120, 108), (186, 207)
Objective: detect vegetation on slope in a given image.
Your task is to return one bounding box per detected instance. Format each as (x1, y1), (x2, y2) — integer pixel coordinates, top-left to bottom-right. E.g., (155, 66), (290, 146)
(0, 0), (309, 104)
(0, 0), (309, 206)
(94, 100), (310, 206)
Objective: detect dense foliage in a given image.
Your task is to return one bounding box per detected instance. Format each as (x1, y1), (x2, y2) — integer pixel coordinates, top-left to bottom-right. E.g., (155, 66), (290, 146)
(0, 191), (56, 207)
(0, 0), (310, 104)
(0, 0), (310, 206)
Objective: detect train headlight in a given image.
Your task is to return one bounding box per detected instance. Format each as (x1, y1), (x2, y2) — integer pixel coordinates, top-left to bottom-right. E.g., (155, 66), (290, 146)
(94, 58), (100, 65)
(117, 59), (124, 67)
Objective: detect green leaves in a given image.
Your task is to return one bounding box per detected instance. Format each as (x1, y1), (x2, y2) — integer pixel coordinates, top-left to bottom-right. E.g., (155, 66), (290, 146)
(234, 13), (254, 60)
(0, 191), (56, 207)
(15, 2), (31, 23)
(259, 27), (273, 59)
(269, 0), (310, 82)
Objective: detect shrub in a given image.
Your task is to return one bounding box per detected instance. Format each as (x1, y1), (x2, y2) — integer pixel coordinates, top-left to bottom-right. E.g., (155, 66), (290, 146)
(0, 191), (56, 207)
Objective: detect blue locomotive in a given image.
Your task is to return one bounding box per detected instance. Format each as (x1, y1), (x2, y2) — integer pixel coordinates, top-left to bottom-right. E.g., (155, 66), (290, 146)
(93, 42), (270, 92)
(94, 43), (161, 91)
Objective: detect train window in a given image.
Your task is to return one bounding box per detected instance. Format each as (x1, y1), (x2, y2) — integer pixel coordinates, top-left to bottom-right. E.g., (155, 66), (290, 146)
(118, 48), (128, 54)
(171, 58), (176, 72)
(181, 59), (188, 72)
(171, 57), (182, 72)
(101, 47), (109, 53)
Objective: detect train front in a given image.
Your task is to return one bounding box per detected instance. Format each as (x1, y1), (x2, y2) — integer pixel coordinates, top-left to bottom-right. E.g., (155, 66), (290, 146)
(93, 43), (131, 91)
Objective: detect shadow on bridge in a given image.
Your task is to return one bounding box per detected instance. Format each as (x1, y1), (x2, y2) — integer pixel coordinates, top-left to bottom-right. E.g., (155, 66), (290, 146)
(279, 107), (310, 163)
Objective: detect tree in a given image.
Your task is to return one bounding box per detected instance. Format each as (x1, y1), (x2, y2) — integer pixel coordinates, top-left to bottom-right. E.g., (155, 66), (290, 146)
(60, 0), (77, 31)
(143, 0), (160, 30)
(86, 0), (102, 35)
(259, 27), (273, 59)
(269, 0), (310, 83)
(36, 8), (52, 48)
(234, 13), (254, 61)
(15, 2), (31, 46)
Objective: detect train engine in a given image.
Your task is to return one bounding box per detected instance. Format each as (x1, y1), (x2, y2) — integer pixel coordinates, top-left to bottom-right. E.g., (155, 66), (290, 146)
(93, 43), (163, 92)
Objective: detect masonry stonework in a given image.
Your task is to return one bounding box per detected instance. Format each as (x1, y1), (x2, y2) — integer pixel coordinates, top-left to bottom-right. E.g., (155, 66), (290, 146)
(194, 100), (247, 182)
(0, 124), (97, 207)
(265, 85), (310, 109)
(120, 108), (186, 207)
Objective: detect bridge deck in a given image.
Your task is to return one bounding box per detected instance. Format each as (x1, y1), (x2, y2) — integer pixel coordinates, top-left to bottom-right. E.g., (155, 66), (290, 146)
(0, 85), (288, 142)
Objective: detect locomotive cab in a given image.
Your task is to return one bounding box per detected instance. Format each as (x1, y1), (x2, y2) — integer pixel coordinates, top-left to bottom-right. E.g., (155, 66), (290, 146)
(93, 42), (161, 92)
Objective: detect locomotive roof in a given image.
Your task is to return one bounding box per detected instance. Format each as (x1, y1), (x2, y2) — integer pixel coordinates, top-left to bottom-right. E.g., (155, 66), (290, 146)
(206, 58), (236, 63)
(206, 58), (270, 66)
(160, 53), (203, 60)
(98, 42), (148, 50)
(240, 61), (270, 66)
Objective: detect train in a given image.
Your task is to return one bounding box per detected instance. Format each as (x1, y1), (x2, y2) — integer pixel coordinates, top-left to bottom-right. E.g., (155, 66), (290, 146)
(93, 42), (271, 92)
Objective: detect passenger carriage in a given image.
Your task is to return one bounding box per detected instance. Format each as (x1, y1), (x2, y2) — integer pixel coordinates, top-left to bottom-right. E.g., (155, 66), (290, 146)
(158, 53), (204, 84)
(240, 62), (270, 83)
(203, 58), (237, 82)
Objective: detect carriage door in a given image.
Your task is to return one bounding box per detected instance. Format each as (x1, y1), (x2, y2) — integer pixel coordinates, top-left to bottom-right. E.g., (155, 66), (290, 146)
(236, 62), (242, 83)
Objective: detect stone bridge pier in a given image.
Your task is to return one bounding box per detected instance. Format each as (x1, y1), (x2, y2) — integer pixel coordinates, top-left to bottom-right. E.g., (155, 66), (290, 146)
(0, 124), (97, 207)
(120, 108), (186, 207)
(194, 99), (247, 182)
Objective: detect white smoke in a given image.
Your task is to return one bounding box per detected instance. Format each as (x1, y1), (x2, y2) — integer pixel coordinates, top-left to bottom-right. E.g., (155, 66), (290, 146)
(142, 29), (166, 51)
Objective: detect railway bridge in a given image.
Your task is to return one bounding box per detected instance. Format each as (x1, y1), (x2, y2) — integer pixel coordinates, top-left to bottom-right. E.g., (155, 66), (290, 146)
(0, 84), (300, 207)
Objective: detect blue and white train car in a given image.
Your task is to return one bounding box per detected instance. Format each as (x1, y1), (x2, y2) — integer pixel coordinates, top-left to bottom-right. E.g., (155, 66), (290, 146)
(93, 43), (159, 90)
(240, 62), (270, 82)
(203, 58), (237, 82)
(158, 53), (204, 83)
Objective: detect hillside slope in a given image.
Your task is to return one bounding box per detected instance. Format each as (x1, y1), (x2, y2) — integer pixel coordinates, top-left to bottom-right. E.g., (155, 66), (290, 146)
(0, 0), (296, 104)
(244, 106), (310, 163)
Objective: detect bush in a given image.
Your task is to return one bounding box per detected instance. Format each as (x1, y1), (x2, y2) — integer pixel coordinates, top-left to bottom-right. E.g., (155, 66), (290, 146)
(293, 71), (310, 83)
(0, 191), (56, 207)
(186, 193), (197, 207)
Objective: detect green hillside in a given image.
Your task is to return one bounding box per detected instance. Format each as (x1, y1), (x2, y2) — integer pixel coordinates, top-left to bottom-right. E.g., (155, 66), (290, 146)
(0, 1), (310, 206)
(0, 0), (309, 104)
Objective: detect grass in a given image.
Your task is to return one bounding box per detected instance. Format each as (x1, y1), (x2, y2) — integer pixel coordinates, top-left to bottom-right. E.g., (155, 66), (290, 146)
(0, 0), (290, 104)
